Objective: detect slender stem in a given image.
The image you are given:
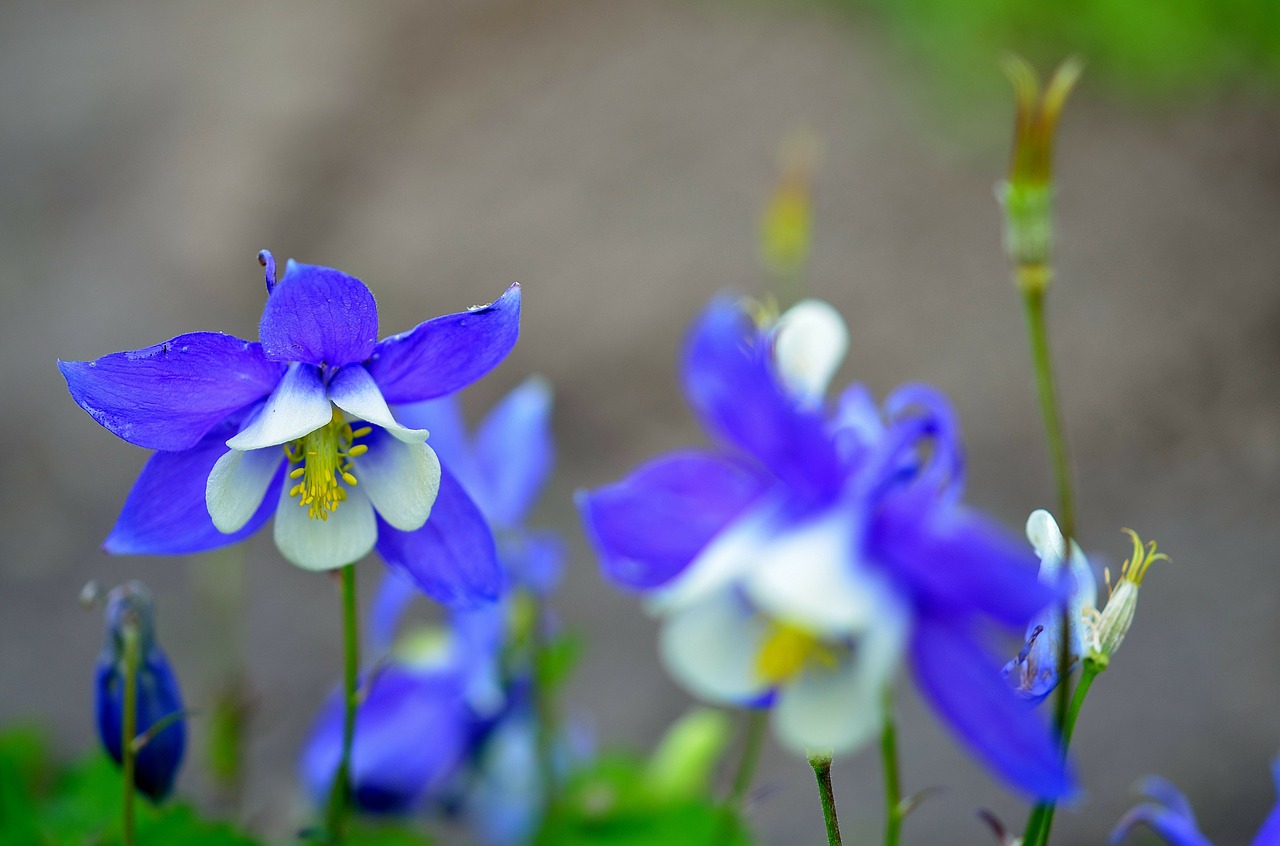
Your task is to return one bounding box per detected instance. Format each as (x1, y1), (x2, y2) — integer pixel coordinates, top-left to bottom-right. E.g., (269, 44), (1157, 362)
(727, 709), (767, 809)
(880, 700), (902, 846)
(809, 754), (843, 846)
(1026, 664), (1101, 846)
(529, 593), (559, 807)
(325, 564), (360, 842)
(120, 623), (140, 846)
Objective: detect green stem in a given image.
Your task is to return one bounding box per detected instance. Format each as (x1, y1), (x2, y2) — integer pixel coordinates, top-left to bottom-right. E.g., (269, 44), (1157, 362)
(1025, 664), (1101, 846)
(880, 701), (902, 846)
(809, 754), (843, 846)
(529, 593), (559, 807)
(727, 709), (767, 809)
(325, 565), (360, 842)
(121, 623), (140, 846)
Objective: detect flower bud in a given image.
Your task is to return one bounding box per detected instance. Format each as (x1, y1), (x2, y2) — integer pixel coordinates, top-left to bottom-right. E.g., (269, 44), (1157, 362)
(1089, 530), (1167, 661)
(94, 581), (186, 801)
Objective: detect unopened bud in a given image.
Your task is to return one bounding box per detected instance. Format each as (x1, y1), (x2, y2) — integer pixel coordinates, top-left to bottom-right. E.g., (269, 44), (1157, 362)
(1088, 529), (1167, 662)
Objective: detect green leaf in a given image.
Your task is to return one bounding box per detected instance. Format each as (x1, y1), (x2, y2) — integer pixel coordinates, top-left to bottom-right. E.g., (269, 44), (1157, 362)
(534, 631), (583, 693)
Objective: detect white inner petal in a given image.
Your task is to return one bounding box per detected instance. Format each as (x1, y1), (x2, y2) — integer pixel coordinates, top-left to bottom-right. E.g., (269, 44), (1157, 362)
(206, 447), (282, 533)
(742, 509), (875, 636)
(358, 437), (441, 532)
(1026, 509), (1066, 571)
(659, 590), (770, 705)
(328, 365), (430, 444)
(773, 602), (909, 756)
(227, 363), (332, 450)
(773, 298), (849, 403)
(273, 481), (376, 571)
(647, 503), (775, 615)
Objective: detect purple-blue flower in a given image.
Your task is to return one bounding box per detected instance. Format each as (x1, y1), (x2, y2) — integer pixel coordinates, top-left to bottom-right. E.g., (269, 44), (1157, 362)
(95, 581), (186, 802)
(59, 253), (519, 603)
(1111, 757), (1280, 846)
(578, 296), (1072, 799)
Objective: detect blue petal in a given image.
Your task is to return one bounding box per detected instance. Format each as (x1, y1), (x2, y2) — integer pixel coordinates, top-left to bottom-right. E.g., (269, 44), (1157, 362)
(681, 297), (841, 499)
(910, 616), (1073, 799)
(368, 284), (522, 404)
(501, 529), (566, 596)
(95, 646), (187, 801)
(1110, 803), (1213, 846)
(258, 260), (379, 367)
(1256, 757), (1280, 846)
(105, 419), (283, 556)
(474, 376), (554, 528)
(59, 333), (283, 451)
(1135, 776), (1199, 824)
(300, 666), (470, 814)
(376, 467), (503, 607)
(870, 495), (1054, 628)
(368, 568), (419, 657)
(578, 450), (770, 591)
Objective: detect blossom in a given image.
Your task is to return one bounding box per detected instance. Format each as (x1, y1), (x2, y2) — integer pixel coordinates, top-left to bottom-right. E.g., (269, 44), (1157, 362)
(95, 581), (186, 802)
(1003, 509), (1096, 702)
(59, 253), (519, 602)
(578, 296), (1071, 798)
(1111, 757), (1280, 846)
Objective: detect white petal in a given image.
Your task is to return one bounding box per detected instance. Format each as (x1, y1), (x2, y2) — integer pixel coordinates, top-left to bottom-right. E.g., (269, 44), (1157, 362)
(327, 365), (429, 444)
(772, 603), (909, 756)
(773, 299), (849, 403)
(357, 436), (441, 531)
(272, 482), (376, 571)
(1026, 509), (1066, 574)
(742, 509), (876, 636)
(206, 447), (282, 533)
(647, 504), (776, 615)
(227, 363), (332, 450)
(659, 591), (771, 705)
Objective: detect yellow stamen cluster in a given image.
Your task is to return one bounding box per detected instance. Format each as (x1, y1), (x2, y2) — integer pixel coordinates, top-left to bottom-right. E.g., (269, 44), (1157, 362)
(756, 620), (840, 686)
(283, 409), (372, 521)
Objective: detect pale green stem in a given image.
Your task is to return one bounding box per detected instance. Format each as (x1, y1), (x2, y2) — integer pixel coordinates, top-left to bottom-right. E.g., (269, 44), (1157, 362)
(880, 699), (902, 846)
(325, 564), (360, 842)
(1024, 663), (1101, 846)
(716, 709), (767, 845)
(809, 754), (843, 846)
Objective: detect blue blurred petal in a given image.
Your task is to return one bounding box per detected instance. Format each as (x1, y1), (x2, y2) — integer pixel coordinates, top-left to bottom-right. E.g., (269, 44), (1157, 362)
(1111, 804), (1213, 846)
(301, 666), (470, 815)
(871, 495), (1053, 628)
(1256, 757), (1280, 846)
(368, 284), (521, 404)
(579, 450), (769, 590)
(474, 376), (554, 527)
(681, 297), (842, 499)
(376, 468), (503, 607)
(910, 616), (1072, 800)
(105, 419), (282, 555)
(502, 529), (566, 596)
(369, 568), (419, 657)
(394, 395), (483, 497)
(258, 260), (379, 367)
(58, 333), (283, 451)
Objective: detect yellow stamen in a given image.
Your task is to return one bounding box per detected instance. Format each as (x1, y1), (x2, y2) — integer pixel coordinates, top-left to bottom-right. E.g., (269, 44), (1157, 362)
(756, 620), (840, 686)
(282, 408), (371, 521)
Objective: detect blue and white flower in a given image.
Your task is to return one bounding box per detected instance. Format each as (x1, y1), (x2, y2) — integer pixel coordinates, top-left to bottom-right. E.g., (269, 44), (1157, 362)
(1111, 757), (1280, 846)
(579, 296), (1072, 798)
(1003, 509), (1096, 703)
(95, 581), (186, 802)
(60, 253), (520, 604)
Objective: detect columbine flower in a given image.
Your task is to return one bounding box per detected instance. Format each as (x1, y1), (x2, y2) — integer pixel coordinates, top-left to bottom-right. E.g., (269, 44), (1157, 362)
(95, 581), (186, 801)
(1111, 757), (1280, 846)
(59, 253), (519, 601)
(579, 296), (1072, 798)
(1003, 509), (1096, 702)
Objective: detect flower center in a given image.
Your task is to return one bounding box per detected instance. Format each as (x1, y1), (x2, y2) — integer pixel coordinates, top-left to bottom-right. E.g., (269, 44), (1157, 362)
(756, 620), (841, 686)
(284, 409), (372, 521)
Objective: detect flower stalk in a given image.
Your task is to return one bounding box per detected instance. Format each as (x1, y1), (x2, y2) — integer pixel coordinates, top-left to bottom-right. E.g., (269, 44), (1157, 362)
(880, 696), (903, 846)
(809, 753), (843, 846)
(325, 564), (360, 841)
(120, 619), (140, 846)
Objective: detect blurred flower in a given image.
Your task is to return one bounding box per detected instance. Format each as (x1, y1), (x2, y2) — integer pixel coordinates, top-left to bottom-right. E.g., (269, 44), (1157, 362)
(1003, 509), (1096, 702)
(60, 253), (520, 604)
(1111, 757), (1280, 846)
(579, 296), (1072, 798)
(394, 376), (565, 596)
(95, 581), (185, 802)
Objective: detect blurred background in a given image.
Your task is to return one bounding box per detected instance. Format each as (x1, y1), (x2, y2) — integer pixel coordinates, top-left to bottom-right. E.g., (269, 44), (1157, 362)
(3, 0), (1278, 843)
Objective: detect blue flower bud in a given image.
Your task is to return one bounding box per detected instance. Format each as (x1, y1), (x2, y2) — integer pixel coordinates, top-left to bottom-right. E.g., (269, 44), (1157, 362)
(94, 581), (186, 802)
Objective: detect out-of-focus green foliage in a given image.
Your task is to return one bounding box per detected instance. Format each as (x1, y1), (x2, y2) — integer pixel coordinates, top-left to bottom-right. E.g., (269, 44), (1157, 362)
(827, 0), (1280, 100)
